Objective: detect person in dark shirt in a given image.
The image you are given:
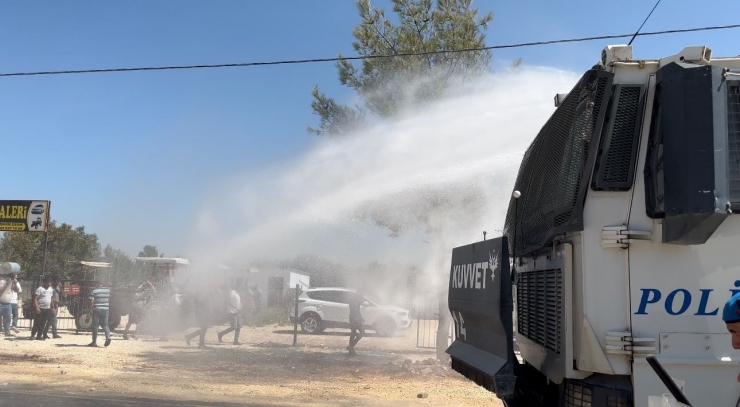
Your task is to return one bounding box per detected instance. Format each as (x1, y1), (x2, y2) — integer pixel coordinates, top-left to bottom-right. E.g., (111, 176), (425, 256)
(184, 283), (216, 349)
(347, 288), (365, 356)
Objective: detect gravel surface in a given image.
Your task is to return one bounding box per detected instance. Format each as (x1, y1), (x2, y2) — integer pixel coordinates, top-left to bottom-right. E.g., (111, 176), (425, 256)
(1, 320), (502, 406)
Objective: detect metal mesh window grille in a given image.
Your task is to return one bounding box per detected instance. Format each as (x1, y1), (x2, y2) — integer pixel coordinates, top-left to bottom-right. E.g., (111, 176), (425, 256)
(516, 269), (562, 353)
(727, 82), (740, 204)
(505, 70), (613, 255)
(563, 380), (631, 407)
(593, 85), (644, 190)
(605, 395), (631, 407)
(565, 382), (593, 406)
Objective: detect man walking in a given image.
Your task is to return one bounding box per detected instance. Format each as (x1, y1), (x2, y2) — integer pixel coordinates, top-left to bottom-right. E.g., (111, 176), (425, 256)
(184, 280), (217, 349)
(347, 288), (366, 356)
(722, 292), (740, 383)
(31, 278), (54, 340)
(217, 283), (242, 345)
(88, 281), (112, 347)
(184, 291), (211, 349)
(0, 273), (13, 337)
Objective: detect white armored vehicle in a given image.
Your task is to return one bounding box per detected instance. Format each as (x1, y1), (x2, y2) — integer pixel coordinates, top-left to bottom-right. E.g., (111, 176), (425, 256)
(446, 45), (740, 406)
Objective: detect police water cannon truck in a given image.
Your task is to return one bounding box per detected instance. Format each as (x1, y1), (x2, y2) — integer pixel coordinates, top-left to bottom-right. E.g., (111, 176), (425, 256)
(446, 45), (740, 406)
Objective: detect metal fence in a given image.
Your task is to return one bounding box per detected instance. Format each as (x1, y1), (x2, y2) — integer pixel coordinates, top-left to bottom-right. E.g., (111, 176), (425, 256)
(13, 278), (98, 332)
(414, 290), (453, 349)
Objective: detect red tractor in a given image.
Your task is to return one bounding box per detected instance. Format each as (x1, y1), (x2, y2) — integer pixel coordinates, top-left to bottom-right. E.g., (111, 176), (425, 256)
(61, 261), (132, 332)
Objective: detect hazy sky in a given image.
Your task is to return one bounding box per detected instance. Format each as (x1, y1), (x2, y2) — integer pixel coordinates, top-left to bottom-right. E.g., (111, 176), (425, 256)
(1, 0), (737, 257)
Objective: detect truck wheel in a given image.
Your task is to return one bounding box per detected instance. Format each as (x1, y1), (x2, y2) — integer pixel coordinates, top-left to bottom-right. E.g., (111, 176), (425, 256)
(75, 312), (93, 331)
(374, 317), (396, 337)
(300, 313), (323, 334)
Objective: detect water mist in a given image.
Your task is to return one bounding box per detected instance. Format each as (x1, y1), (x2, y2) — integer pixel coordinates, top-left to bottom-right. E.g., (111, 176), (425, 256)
(188, 65), (580, 311)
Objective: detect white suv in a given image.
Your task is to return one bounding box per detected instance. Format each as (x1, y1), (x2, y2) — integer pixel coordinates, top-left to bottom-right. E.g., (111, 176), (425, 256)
(289, 287), (412, 337)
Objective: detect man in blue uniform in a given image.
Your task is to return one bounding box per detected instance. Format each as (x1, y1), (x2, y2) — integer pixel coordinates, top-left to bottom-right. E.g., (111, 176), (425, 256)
(722, 292), (740, 383)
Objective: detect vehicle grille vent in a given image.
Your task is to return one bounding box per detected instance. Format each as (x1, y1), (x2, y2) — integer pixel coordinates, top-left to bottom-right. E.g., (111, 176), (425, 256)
(516, 269), (562, 354)
(563, 379), (631, 407)
(505, 70), (613, 256)
(592, 85), (645, 191)
(727, 82), (740, 205)
(564, 382), (592, 406)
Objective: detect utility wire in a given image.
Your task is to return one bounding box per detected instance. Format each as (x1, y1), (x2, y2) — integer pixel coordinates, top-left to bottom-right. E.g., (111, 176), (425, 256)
(628, 0), (662, 46)
(1, 24), (738, 78)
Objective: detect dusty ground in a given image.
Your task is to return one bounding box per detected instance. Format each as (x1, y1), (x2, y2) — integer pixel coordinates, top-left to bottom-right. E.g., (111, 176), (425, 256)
(1, 320), (502, 406)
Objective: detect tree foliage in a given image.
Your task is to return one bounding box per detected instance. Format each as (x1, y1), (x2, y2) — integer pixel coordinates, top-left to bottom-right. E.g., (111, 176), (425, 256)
(0, 222), (170, 286)
(137, 244), (159, 258)
(101, 244), (141, 285)
(0, 220), (101, 280)
(309, 0), (495, 136)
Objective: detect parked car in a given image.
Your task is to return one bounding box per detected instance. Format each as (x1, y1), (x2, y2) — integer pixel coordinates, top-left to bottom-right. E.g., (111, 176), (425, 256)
(289, 287), (411, 337)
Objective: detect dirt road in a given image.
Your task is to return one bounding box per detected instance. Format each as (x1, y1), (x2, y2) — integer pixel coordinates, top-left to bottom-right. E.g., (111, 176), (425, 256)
(1, 321), (502, 406)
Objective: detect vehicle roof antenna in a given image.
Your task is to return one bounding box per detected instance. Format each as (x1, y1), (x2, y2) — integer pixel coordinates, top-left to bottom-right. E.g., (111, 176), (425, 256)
(628, 0), (662, 46)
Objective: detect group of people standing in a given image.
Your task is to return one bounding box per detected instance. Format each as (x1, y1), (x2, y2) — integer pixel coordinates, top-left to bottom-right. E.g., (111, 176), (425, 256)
(0, 273), (111, 346)
(29, 277), (63, 340)
(0, 274), (63, 340)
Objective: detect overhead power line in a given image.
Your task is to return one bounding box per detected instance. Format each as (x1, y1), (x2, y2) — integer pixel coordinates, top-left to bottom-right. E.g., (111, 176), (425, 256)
(1, 24), (738, 78)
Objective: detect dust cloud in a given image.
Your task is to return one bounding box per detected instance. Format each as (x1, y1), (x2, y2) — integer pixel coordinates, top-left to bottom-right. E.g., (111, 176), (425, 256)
(186, 66), (580, 303)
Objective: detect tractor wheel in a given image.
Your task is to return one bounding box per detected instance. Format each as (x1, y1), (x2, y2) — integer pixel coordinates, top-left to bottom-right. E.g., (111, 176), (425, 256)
(137, 302), (164, 335)
(75, 312), (94, 331)
(108, 313), (122, 330)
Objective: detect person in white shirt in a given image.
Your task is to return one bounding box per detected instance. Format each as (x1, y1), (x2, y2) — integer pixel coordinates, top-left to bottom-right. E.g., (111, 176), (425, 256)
(9, 272), (21, 333)
(31, 278), (55, 340)
(42, 278), (62, 339)
(217, 283), (242, 345)
(0, 273), (13, 336)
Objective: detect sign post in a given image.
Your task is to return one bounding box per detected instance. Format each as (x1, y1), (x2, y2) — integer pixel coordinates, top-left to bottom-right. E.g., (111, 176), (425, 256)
(293, 284), (300, 346)
(41, 230), (49, 276)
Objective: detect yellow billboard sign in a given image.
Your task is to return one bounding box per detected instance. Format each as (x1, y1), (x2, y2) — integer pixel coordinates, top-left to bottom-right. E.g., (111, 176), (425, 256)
(0, 200), (50, 232)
